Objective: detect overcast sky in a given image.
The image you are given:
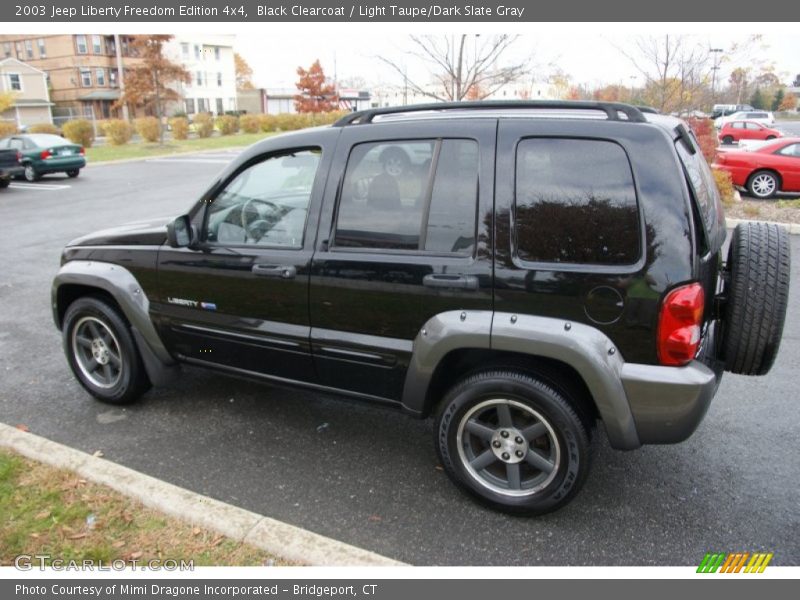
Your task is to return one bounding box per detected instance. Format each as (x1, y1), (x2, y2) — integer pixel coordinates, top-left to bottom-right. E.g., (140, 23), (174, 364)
(234, 32), (799, 92)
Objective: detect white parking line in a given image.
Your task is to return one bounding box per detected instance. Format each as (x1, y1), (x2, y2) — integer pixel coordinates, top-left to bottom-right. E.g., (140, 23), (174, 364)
(9, 182), (71, 191)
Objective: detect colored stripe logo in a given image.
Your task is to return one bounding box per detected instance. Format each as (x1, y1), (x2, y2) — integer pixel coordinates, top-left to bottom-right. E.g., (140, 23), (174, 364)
(697, 552), (773, 573)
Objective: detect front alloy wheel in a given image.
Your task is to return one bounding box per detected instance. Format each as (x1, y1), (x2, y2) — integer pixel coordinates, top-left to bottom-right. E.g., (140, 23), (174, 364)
(71, 316), (123, 389)
(63, 297), (150, 404)
(436, 370), (590, 515)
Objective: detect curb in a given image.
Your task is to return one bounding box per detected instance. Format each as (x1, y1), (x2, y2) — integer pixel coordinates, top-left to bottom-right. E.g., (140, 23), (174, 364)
(726, 218), (800, 235)
(0, 423), (406, 567)
(85, 145), (249, 167)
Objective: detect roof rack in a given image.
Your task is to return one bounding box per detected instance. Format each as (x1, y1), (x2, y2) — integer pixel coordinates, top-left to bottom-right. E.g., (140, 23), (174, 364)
(333, 100), (649, 126)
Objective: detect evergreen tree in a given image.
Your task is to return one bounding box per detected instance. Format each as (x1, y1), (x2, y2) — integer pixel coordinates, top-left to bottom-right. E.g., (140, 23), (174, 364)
(750, 87), (765, 109)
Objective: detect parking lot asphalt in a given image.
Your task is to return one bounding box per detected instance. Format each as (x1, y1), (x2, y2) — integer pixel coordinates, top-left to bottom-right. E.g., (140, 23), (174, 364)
(0, 147), (798, 566)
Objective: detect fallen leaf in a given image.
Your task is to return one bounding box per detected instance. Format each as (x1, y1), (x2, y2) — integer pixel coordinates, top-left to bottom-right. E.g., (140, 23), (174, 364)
(129, 551), (143, 560)
(92, 450), (104, 458)
(15, 424), (29, 432)
(121, 512), (133, 523)
(68, 533), (87, 540)
(78, 479), (87, 484)
(34, 510), (50, 520)
(30, 533), (40, 539)
(112, 540), (125, 548)
(210, 535), (224, 547)
(434, 465), (444, 471)
(368, 515), (382, 522)
(192, 527), (201, 536)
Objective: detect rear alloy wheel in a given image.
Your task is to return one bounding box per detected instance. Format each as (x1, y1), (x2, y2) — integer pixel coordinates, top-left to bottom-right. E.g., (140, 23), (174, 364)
(747, 170), (779, 199)
(722, 135), (734, 145)
(24, 164), (40, 182)
(66, 169), (80, 178)
(722, 222), (791, 375)
(63, 297), (151, 404)
(436, 370), (590, 515)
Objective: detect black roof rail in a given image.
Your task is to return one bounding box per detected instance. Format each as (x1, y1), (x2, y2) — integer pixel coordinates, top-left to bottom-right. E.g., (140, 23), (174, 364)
(333, 100), (649, 126)
(636, 106), (659, 114)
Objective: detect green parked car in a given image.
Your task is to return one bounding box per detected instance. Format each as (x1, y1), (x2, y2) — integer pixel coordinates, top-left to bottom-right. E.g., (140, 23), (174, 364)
(0, 133), (86, 182)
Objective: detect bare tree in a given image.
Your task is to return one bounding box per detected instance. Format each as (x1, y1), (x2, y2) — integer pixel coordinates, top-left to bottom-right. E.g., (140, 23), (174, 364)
(377, 35), (530, 102)
(617, 35), (710, 113)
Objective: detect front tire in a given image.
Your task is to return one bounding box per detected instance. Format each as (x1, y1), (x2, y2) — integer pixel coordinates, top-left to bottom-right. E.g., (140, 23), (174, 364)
(63, 297), (151, 404)
(747, 170), (779, 199)
(722, 135), (734, 145)
(66, 169), (80, 178)
(0, 178), (9, 188)
(23, 164), (40, 182)
(435, 370), (590, 515)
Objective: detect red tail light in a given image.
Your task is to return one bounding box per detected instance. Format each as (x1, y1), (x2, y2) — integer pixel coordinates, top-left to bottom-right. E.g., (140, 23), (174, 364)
(79, 147), (85, 156)
(40, 149), (52, 159)
(657, 283), (705, 366)
(16, 151), (22, 163)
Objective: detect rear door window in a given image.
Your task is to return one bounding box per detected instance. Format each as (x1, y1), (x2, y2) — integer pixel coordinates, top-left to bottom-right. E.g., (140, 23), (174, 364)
(333, 139), (478, 254)
(514, 138), (640, 265)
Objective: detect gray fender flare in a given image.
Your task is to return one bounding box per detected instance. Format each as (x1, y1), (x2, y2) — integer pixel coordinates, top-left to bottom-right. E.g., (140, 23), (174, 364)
(401, 310), (641, 450)
(52, 260), (177, 385)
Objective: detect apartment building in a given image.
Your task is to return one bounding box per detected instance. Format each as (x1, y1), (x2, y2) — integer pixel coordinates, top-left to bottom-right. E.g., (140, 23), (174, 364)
(0, 57), (53, 127)
(165, 35), (237, 116)
(0, 34), (141, 122)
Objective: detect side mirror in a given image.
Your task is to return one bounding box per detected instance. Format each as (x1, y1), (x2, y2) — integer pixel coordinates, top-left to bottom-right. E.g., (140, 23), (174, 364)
(166, 215), (195, 248)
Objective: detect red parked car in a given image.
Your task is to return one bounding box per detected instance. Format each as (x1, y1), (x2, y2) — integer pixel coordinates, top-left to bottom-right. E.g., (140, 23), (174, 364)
(714, 137), (800, 198)
(718, 120), (782, 145)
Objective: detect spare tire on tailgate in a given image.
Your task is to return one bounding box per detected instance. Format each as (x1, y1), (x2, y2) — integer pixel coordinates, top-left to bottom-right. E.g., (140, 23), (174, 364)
(722, 222), (791, 375)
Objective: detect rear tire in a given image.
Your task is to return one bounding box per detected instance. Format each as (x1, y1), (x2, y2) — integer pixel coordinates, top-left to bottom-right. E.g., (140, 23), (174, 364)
(435, 370), (590, 515)
(747, 170), (779, 199)
(0, 178), (9, 188)
(23, 164), (40, 182)
(722, 222), (791, 375)
(722, 135), (734, 145)
(63, 297), (151, 404)
(66, 169), (80, 178)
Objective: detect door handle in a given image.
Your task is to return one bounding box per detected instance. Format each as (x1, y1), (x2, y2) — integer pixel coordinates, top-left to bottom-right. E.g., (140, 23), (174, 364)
(422, 274), (479, 290)
(251, 264), (297, 279)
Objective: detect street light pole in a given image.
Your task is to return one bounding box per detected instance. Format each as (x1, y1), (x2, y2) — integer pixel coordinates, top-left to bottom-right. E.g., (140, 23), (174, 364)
(710, 48), (724, 106)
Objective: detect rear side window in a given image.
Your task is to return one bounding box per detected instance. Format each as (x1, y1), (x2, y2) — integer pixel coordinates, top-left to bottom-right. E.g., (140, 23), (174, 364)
(514, 138), (639, 265)
(675, 138), (723, 243)
(333, 139), (478, 254)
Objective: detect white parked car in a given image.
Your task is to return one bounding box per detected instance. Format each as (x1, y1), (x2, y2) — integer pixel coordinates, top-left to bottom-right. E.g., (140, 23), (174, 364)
(715, 110), (774, 129)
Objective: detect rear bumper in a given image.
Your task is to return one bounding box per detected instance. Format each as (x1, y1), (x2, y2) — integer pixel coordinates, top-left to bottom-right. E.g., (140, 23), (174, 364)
(0, 166), (23, 178)
(711, 163), (748, 187)
(37, 156), (86, 173)
(622, 359), (722, 444)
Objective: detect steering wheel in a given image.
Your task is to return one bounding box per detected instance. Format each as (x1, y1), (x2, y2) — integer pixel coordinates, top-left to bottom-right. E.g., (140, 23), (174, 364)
(240, 197), (278, 241)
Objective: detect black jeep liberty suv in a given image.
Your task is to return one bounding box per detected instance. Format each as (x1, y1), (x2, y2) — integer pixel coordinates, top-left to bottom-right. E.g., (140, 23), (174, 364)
(52, 102), (791, 514)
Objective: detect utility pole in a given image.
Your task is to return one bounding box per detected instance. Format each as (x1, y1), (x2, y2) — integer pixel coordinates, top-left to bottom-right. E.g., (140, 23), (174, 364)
(710, 47), (724, 106)
(114, 34), (129, 120)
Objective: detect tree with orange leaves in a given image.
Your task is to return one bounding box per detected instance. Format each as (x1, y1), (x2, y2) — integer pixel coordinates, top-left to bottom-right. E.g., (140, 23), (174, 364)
(116, 35), (191, 145)
(294, 60), (339, 113)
